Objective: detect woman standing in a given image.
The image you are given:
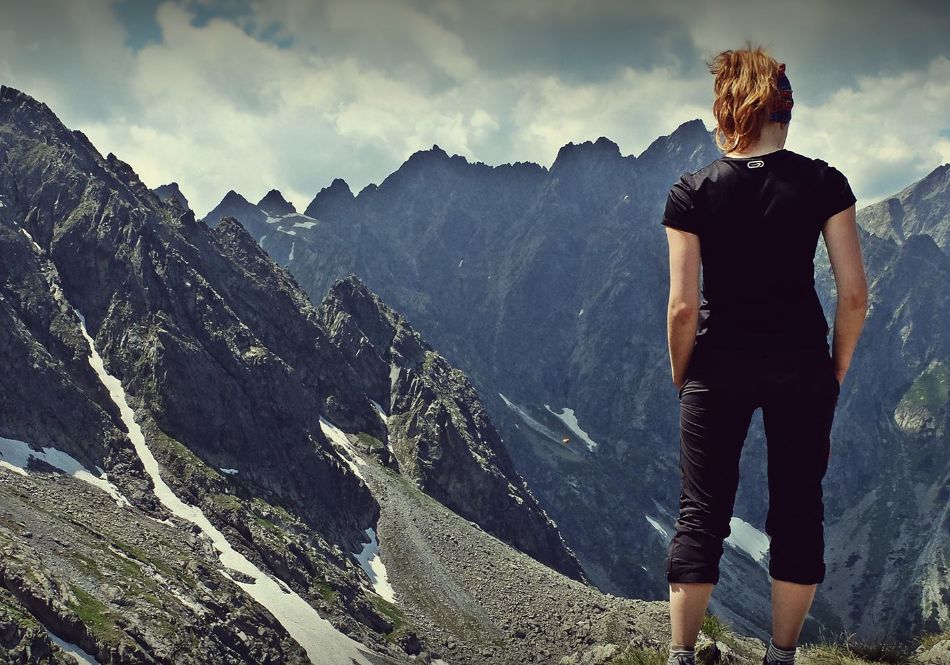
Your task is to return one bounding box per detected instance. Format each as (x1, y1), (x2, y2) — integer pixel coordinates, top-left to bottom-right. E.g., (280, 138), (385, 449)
(661, 44), (868, 665)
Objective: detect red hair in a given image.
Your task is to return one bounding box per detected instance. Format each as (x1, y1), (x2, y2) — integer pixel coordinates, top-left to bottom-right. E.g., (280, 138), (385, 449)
(706, 42), (788, 153)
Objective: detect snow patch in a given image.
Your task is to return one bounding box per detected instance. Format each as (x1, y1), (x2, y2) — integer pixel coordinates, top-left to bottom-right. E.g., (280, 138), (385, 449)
(20, 227), (42, 253)
(74, 309), (376, 665)
(46, 631), (99, 664)
(293, 220), (316, 229)
(264, 214), (284, 225)
(278, 227), (297, 236)
(219, 468), (239, 476)
(369, 399), (389, 425)
(578, 308), (584, 317)
(497, 393), (562, 444)
(259, 234), (267, 244)
(389, 363), (400, 391)
(645, 515), (669, 539)
(353, 527), (396, 603)
(320, 418), (367, 481)
(0, 436), (129, 506)
(288, 241), (295, 261)
(544, 404), (599, 452)
(458, 258), (464, 268)
(725, 516), (770, 563)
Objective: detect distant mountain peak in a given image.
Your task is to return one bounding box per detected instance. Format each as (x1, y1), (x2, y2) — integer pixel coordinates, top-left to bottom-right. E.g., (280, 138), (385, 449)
(0, 84), (55, 121)
(257, 189), (296, 216)
(638, 118), (713, 159)
(324, 177), (350, 192)
(403, 144), (474, 170)
(413, 144), (450, 160)
(303, 178), (355, 218)
(200, 189), (266, 226)
(153, 182), (191, 210)
(221, 189), (251, 205)
(550, 136), (623, 173)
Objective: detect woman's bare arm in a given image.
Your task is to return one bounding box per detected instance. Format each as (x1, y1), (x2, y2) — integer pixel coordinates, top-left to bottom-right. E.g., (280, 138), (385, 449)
(822, 203), (868, 385)
(665, 227), (701, 389)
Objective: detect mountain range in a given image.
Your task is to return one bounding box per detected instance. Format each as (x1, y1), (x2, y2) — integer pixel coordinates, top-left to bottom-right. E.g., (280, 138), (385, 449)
(0, 81), (947, 664)
(200, 119), (950, 641)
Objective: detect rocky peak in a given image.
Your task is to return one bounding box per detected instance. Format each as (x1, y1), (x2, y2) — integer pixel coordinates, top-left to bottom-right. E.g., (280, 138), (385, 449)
(379, 145), (472, 191)
(640, 118), (712, 158)
(406, 144), (452, 165)
(304, 178), (355, 219)
(201, 189), (263, 226)
(0, 84), (58, 127)
(221, 189), (251, 205)
(320, 273), (424, 370)
(153, 182), (190, 210)
(550, 136), (623, 174)
(257, 188), (296, 216)
(858, 162), (950, 255)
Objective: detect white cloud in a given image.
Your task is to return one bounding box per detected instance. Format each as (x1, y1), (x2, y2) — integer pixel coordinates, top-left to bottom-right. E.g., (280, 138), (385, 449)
(785, 55), (950, 205)
(506, 64), (713, 167)
(2, 0), (947, 217)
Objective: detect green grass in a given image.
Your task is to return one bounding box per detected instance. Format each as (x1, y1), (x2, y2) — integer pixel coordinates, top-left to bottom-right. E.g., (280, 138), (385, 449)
(367, 591), (411, 643)
(901, 361), (949, 413)
(110, 539), (179, 579)
(799, 630), (931, 665)
(208, 492), (243, 512)
(356, 432), (385, 451)
(68, 585), (119, 642)
(310, 579), (338, 604)
(916, 629), (950, 651)
(701, 612), (730, 642)
(149, 428), (227, 487)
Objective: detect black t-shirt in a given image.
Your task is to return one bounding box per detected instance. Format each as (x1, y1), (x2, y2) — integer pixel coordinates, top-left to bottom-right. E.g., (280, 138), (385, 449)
(661, 148), (857, 352)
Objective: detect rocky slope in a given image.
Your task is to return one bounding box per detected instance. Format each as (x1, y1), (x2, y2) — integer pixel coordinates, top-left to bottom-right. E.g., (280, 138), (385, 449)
(0, 83), (598, 663)
(201, 119), (950, 640)
(857, 163), (950, 256)
(318, 274), (586, 582)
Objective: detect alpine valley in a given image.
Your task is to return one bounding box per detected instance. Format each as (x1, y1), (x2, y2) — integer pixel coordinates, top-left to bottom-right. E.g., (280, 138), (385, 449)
(0, 83), (946, 664)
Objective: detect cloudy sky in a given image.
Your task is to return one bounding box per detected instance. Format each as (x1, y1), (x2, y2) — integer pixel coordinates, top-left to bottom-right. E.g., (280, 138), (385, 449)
(2, 0), (948, 217)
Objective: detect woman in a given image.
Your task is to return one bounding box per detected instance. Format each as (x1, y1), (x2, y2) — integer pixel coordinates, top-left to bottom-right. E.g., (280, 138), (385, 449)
(661, 44), (868, 665)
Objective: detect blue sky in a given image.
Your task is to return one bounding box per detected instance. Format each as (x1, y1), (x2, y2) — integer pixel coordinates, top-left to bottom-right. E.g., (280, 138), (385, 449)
(1, 0), (948, 217)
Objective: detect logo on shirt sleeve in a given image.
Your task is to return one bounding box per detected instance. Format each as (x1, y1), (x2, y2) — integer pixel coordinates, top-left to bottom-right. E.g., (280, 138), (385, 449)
(747, 160), (765, 168)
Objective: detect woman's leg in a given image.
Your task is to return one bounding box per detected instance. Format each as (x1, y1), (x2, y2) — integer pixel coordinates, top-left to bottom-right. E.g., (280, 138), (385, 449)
(771, 579), (817, 648)
(761, 350), (838, 653)
(669, 582), (715, 648)
(666, 352), (757, 650)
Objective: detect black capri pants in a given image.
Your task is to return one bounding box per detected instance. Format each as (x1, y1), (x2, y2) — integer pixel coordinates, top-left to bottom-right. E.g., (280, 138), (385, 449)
(665, 342), (840, 586)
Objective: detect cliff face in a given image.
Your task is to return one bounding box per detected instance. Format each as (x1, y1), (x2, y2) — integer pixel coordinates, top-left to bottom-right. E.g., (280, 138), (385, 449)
(857, 163), (950, 256)
(204, 119), (950, 639)
(318, 275), (588, 582)
(0, 84), (588, 663)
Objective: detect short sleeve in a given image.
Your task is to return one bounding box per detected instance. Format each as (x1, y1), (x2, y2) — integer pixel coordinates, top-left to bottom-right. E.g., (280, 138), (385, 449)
(820, 165), (857, 222)
(661, 174), (700, 235)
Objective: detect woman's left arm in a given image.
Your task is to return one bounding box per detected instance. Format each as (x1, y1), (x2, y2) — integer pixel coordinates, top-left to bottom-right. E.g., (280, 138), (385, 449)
(665, 227), (701, 389)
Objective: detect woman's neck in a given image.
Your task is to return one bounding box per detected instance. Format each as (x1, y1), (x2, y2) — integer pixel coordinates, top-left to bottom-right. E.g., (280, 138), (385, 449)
(725, 123), (788, 158)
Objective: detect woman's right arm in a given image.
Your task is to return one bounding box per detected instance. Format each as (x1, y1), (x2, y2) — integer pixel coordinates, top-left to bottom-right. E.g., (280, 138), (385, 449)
(822, 203), (869, 386)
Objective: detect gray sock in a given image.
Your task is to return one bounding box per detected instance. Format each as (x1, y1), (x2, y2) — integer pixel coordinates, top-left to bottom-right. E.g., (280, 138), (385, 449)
(669, 645), (695, 665)
(765, 638), (796, 664)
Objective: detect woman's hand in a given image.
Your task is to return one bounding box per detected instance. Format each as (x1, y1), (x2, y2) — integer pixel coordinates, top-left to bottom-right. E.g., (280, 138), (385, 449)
(834, 368), (846, 388)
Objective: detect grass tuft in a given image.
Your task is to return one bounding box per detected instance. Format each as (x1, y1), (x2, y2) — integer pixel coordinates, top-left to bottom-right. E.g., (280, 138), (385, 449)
(701, 612), (730, 642)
